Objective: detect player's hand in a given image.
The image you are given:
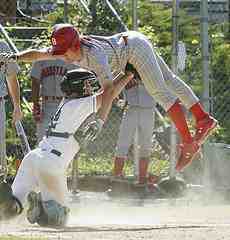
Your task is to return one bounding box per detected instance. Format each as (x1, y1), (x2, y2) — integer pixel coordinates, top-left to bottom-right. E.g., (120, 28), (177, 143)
(83, 118), (104, 144)
(12, 106), (23, 125)
(32, 103), (42, 122)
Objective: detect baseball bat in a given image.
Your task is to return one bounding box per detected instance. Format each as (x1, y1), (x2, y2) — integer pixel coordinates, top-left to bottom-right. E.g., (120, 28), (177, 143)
(15, 120), (31, 155)
(22, 96), (32, 113)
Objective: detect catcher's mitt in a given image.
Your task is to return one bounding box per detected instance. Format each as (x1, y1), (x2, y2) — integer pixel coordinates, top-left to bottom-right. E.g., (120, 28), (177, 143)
(60, 68), (101, 98)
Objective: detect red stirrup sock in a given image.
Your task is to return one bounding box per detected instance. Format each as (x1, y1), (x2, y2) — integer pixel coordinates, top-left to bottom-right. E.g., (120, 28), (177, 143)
(190, 102), (209, 123)
(167, 100), (193, 144)
(138, 158), (149, 184)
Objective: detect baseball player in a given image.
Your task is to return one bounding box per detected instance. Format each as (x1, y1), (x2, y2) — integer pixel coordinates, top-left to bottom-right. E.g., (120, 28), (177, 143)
(0, 40), (22, 174)
(0, 68), (134, 227)
(114, 65), (156, 184)
(30, 59), (77, 142)
(0, 23), (218, 171)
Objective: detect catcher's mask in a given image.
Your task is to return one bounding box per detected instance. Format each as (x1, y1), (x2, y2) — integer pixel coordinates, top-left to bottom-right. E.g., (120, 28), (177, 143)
(60, 68), (102, 98)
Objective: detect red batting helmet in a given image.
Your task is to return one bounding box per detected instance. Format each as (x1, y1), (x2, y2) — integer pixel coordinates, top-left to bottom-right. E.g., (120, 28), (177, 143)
(50, 24), (80, 55)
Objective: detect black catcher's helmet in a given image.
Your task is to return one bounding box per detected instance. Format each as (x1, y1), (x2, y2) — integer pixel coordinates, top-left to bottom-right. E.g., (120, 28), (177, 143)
(60, 68), (102, 98)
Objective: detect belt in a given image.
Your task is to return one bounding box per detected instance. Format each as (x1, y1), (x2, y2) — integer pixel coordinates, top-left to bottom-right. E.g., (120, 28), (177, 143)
(50, 149), (62, 157)
(42, 96), (63, 101)
(46, 130), (70, 138)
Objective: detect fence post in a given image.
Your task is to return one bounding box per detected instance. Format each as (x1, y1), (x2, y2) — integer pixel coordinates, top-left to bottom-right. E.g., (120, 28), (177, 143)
(170, 0), (179, 178)
(132, 0), (138, 30)
(131, 0), (140, 181)
(201, 0), (211, 190)
(64, 0), (68, 23)
(201, 0), (210, 112)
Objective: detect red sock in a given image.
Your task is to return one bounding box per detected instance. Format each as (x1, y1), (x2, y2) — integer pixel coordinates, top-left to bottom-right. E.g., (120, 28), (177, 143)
(190, 102), (208, 123)
(139, 158), (149, 184)
(113, 157), (125, 176)
(167, 100), (193, 143)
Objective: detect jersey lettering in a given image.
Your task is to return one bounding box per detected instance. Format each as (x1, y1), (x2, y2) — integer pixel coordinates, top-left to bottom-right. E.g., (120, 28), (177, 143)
(41, 66), (67, 79)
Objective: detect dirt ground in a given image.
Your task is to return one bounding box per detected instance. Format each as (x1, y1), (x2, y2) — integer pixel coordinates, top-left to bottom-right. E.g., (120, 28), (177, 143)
(1, 189), (230, 240)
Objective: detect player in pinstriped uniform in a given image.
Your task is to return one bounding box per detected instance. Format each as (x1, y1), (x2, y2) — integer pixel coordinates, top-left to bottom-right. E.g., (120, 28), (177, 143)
(30, 59), (77, 142)
(0, 40), (22, 174)
(0, 23), (217, 171)
(113, 67), (156, 184)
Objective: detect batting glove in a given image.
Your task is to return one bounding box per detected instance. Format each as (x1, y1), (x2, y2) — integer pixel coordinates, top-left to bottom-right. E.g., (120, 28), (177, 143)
(32, 103), (42, 122)
(83, 118), (104, 144)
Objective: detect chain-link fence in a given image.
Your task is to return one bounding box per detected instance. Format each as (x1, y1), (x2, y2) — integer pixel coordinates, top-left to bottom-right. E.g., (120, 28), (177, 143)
(1, 0), (230, 187)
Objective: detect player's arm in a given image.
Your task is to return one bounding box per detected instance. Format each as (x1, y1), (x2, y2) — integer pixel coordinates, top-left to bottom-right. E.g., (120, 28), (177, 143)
(31, 76), (40, 105)
(15, 49), (59, 62)
(31, 76), (42, 122)
(89, 53), (130, 121)
(85, 71), (134, 143)
(6, 71), (23, 123)
(96, 72), (133, 120)
(95, 72), (133, 112)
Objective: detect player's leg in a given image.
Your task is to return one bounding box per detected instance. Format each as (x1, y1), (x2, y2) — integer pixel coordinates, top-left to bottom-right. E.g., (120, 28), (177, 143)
(156, 52), (217, 145)
(12, 150), (39, 204)
(26, 148), (74, 228)
(128, 35), (195, 142)
(128, 37), (201, 171)
(137, 108), (155, 184)
(114, 107), (137, 177)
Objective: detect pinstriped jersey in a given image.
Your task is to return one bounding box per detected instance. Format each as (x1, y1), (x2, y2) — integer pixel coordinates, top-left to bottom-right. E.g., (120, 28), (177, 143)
(74, 31), (153, 86)
(0, 41), (20, 97)
(75, 32), (131, 85)
(30, 59), (77, 97)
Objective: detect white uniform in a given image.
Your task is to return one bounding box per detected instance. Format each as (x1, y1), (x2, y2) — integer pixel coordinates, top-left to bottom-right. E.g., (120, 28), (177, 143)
(30, 59), (76, 142)
(12, 95), (96, 206)
(0, 41), (20, 172)
(76, 31), (198, 111)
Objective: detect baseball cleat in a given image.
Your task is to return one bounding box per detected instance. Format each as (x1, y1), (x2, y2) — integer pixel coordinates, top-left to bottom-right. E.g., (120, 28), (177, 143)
(27, 191), (41, 224)
(194, 116), (218, 145)
(176, 141), (200, 172)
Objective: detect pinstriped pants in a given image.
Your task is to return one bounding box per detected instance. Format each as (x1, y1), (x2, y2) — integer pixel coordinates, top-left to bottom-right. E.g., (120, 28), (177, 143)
(127, 32), (199, 111)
